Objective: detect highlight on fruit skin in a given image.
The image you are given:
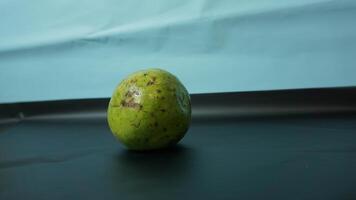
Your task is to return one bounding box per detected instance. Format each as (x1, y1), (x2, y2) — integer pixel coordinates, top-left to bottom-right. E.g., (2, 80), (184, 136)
(107, 68), (191, 151)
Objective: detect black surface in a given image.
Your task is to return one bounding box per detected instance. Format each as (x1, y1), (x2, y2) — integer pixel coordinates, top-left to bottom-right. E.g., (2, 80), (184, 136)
(1, 116), (356, 200)
(1, 88), (356, 200)
(1, 87), (356, 120)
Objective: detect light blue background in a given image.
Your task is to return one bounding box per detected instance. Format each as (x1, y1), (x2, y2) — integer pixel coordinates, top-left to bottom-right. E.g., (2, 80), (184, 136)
(1, 0), (355, 103)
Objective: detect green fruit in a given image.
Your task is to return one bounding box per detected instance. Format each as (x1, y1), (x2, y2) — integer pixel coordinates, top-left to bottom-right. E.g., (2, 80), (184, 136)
(107, 68), (191, 151)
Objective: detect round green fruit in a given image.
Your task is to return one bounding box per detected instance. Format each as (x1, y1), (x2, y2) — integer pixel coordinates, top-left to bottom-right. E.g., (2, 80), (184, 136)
(107, 68), (191, 151)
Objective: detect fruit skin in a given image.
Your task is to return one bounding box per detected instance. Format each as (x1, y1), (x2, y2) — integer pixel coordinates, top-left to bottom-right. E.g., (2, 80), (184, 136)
(107, 68), (191, 151)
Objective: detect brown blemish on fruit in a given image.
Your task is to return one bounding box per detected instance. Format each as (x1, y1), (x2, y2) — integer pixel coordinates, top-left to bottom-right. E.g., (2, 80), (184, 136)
(156, 89), (161, 93)
(121, 99), (141, 109)
(120, 87), (142, 109)
(125, 89), (140, 98)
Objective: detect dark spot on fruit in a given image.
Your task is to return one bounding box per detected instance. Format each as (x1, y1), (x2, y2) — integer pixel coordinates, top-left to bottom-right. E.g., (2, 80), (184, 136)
(156, 89), (161, 93)
(160, 109), (166, 112)
(146, 80), (154, 86)
(139, 105), (143, 110)
(143, 73), (148, 76)
(178, 95), (184, 104)
(125, 91), (132, 97)
(131, 120), (141, 128)
(146, 76), (157, 86)
(154, 122), (158, 127)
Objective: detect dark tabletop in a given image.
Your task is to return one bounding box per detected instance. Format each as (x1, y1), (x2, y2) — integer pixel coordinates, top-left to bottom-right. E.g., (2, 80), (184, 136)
(1, 115), (356, 200)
